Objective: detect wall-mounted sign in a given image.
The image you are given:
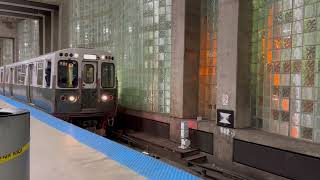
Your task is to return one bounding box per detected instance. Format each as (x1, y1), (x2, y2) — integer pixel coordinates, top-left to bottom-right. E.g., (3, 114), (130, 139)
(222, 93), (229, 106)
(217, 109), (234, 128)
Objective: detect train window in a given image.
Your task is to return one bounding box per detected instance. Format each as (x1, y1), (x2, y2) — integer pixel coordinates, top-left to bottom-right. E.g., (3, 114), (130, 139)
(17, 65), (26, 85)
(37, 62), (43, 86)
(28, 64), (34, 86)
(101, 62), (115, 88)
(5, 69), (9, 83)
(45, 61), (51, 87)
(58, 60), (78, 88)
(83, 64), (94, 84)
(0, 70), (3, 83)
(11, 68), (14, 84)
(14, 66), (18, 84)
(9, 68), (13, 84)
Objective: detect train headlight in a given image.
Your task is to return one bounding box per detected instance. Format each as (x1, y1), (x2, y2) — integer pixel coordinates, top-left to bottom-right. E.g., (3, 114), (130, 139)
(101, 55), (106, 60)
(68, 95), (77, 103)
(74, 53), (79, 58)
(101, 94), (109, 102)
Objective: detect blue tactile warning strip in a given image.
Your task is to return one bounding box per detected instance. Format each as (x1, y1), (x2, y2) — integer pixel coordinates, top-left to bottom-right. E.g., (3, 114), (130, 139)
(0, 95), (201, 180)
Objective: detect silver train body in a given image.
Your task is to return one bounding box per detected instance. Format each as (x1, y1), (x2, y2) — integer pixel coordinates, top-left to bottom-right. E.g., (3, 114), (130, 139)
(0, 48), (117, 129)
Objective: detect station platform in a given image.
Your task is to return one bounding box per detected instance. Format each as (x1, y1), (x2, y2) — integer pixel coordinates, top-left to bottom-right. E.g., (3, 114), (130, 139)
(0, 96), (200, 180)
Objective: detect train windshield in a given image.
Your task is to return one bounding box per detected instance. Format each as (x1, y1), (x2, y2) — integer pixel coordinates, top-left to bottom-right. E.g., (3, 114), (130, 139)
(83, 64), (94, 84)
(101, 62), (115, 88)
(58, 60), (78, 88)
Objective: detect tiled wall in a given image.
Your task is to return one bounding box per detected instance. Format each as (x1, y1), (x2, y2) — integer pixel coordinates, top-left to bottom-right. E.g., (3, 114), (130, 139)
(67, 0), (172, 113)
(198, 0), (218, 121)
(250, 0), (320, 143)
(17, 19), (40, 61)
(2, 39), (14, 65)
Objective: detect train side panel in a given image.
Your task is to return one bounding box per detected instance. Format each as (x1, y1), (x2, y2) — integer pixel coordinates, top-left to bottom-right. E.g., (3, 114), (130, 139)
(30, 86), (55, 113)
(4, 83), (11, 96)
(12, 84), (28, 102)
(0, 82), (4, 95)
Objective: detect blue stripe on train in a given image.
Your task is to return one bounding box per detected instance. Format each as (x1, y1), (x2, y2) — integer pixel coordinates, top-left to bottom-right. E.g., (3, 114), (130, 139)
(14, 95), (28, 102)
(32, 99), (53, 113)
(0, 95), (201, 180)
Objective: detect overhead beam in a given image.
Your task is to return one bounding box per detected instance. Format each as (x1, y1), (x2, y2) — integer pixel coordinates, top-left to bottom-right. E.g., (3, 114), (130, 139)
(0, 0), (58, 11)
(0, 10), (42, 19)
(0, 4), (51, 16)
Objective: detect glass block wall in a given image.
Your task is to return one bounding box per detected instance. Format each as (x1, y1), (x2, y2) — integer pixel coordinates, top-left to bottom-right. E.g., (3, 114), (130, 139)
(250, 0), (320, 143)
(1, 38), (14, 65)
(17, 19), (40, 61)
(67, 0), (172, 113)
(198, 0), (218, 121)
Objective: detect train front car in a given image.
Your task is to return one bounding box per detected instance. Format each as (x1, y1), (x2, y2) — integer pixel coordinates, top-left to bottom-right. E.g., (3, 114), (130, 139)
(54, 48), (117, 133)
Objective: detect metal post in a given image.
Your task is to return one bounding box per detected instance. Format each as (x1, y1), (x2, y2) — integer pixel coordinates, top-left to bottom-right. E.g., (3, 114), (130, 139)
(179, 120), (190, 149)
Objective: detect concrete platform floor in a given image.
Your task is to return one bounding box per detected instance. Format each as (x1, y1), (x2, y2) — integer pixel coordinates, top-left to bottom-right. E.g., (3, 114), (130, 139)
(0, 100), (145, 180)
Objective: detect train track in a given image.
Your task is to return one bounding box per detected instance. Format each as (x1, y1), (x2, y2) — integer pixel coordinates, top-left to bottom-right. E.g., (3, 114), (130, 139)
(108, 130), (250, 180)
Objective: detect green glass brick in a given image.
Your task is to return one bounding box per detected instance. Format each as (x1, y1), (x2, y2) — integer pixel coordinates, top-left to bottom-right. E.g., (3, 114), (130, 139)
(304, 4), (316, 18)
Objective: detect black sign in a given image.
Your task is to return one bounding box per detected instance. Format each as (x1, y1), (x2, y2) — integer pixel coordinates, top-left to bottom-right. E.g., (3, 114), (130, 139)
(217, 109), (234, 128)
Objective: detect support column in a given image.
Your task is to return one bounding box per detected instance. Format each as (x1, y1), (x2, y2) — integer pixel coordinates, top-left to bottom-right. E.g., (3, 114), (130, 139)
(215, 0), (251, 162)
(52, 9), (59, 51)
(171, 0), (201, 119)
(59, 0), (70, 49)
(171, 0), (186, 119)
(170, 0), (201, 142)
(39, 18), (44, 55)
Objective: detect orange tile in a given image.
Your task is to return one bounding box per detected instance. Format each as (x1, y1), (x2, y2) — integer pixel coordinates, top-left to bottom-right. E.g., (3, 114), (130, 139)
(291, 127), (299, 138)
(281, 99), (289, 111)
(273, 74), (279, 86)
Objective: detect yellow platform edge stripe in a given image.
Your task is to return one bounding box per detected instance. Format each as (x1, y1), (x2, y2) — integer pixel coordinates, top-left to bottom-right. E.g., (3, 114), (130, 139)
(0, 143), (30, 164)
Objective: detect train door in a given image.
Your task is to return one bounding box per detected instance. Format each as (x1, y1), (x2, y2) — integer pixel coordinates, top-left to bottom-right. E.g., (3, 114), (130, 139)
(0, 69), (4, 95)
(81, 61), (97, 109)
(82, 62), (97, 89)
(27, 64), (34, 102)
(9, 68), (13, 96)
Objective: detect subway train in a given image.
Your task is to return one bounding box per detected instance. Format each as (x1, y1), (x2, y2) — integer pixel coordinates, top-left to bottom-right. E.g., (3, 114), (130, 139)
(0, 48), (117, 131)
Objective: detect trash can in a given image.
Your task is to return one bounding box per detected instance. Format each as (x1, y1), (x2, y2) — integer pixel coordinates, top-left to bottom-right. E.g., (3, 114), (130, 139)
(0, 108), (30, 180)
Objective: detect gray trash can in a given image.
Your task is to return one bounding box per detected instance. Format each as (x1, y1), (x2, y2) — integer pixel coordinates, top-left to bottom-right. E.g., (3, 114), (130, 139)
(0, 108), (30, 180)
